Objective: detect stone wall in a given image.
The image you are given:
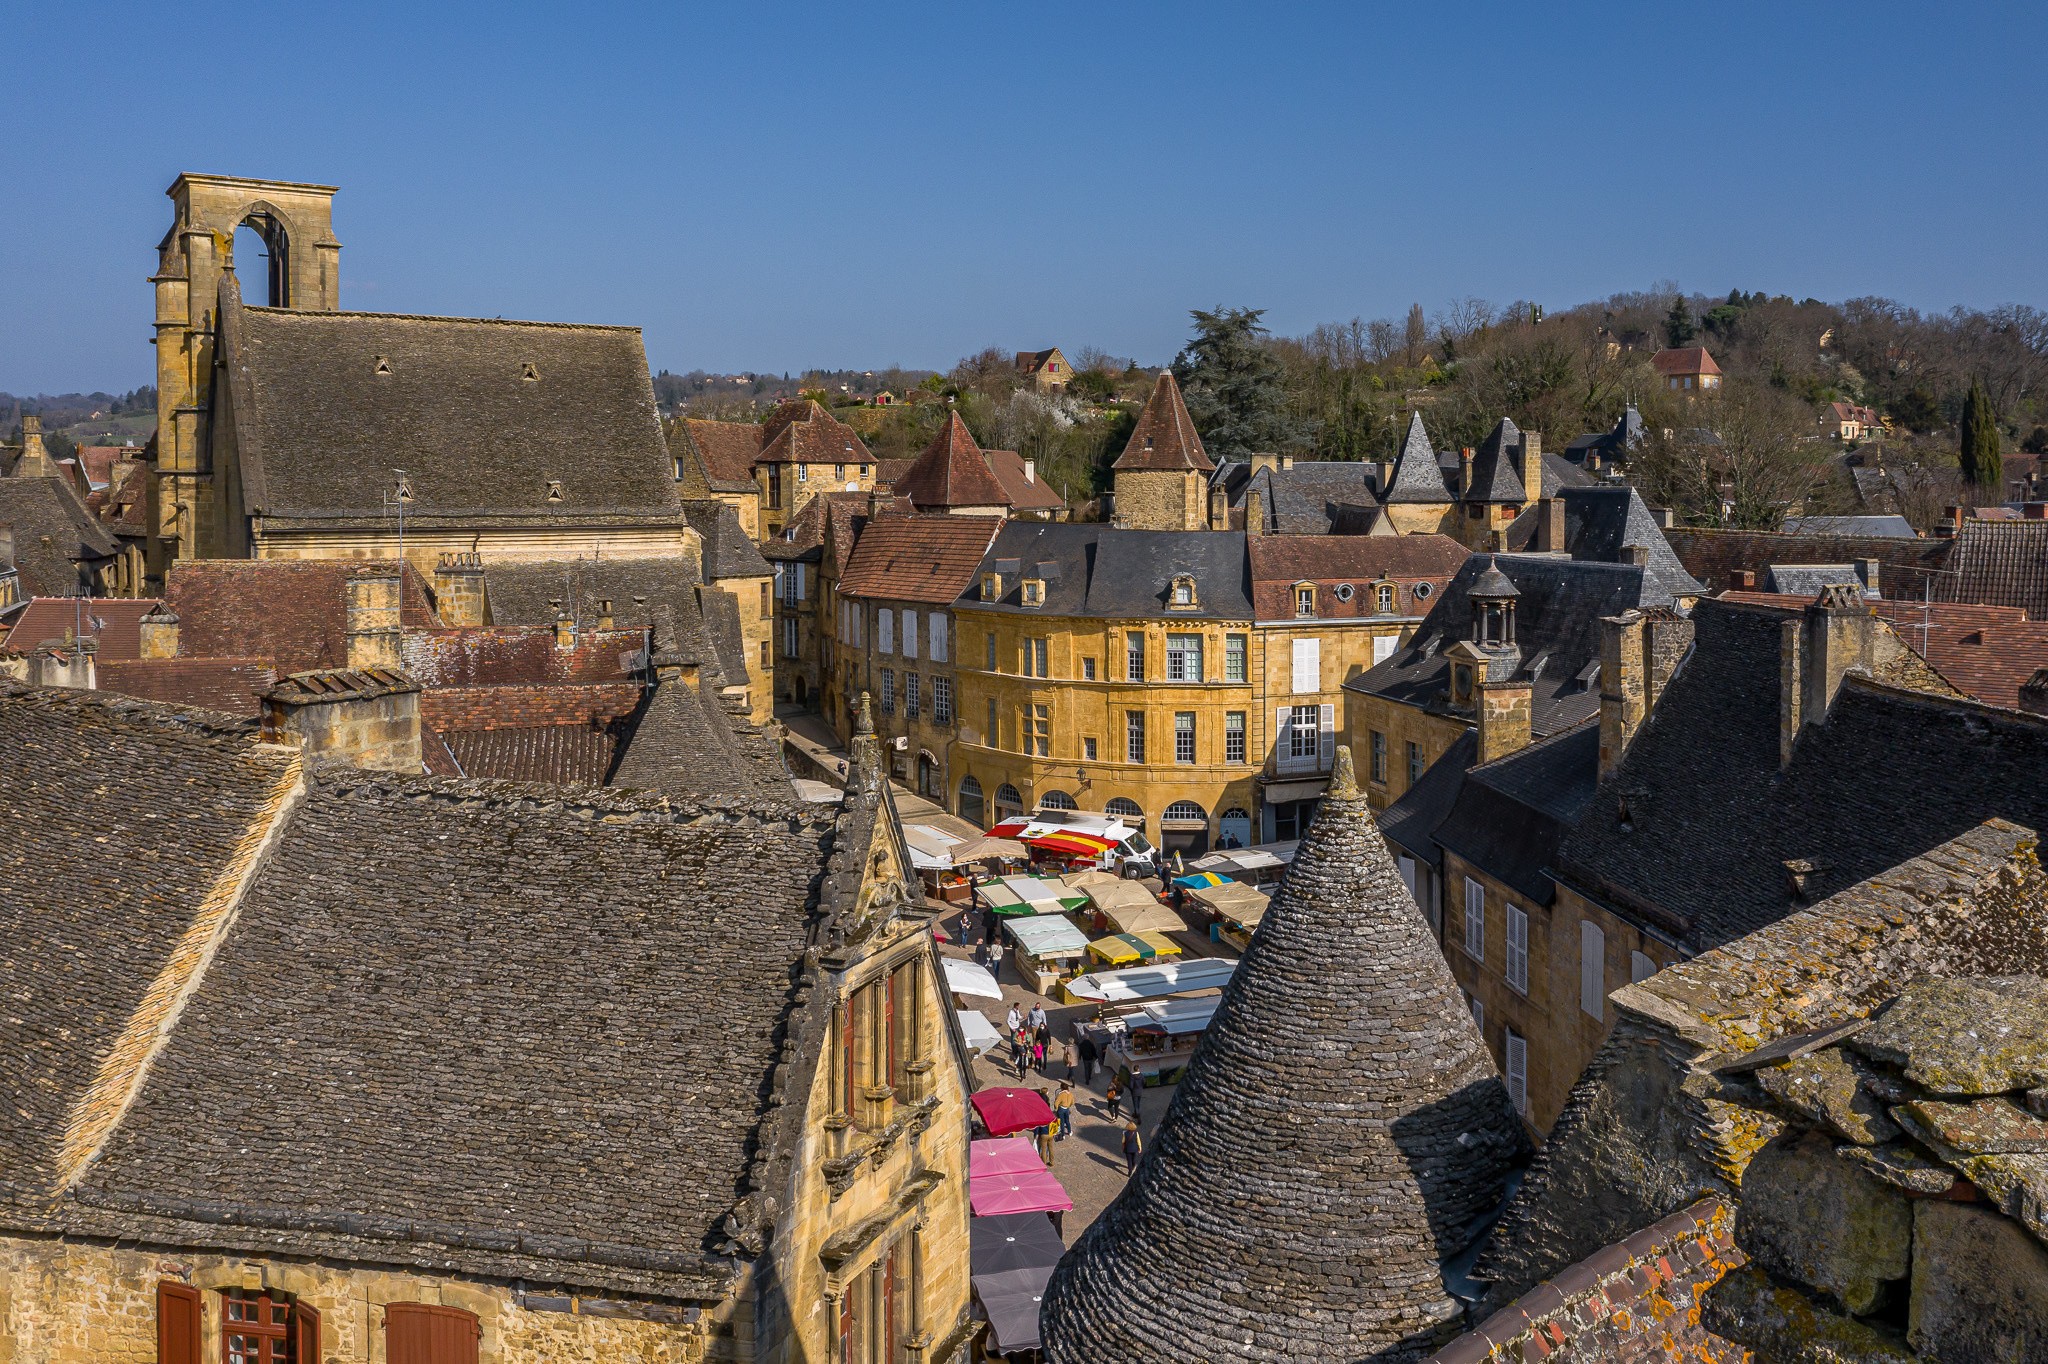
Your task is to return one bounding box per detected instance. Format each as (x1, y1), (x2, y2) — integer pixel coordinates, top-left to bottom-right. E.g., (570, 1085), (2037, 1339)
(1111, 470), (1203, 532)
(1341, 688), (1468, 811)
(0, 1237), (717, 1363)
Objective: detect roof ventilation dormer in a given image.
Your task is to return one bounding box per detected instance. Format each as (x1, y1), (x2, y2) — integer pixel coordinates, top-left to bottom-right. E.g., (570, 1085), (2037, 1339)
(372, 355), (392, 376)
(521, 361), (541, 382)
(545, 479), (565, 503)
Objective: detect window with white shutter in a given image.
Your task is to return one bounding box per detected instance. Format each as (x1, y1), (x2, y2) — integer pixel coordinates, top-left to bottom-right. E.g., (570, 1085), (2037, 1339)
(1372, 633), (1397, 665)
(1504, 1029), (1528, 1115)
(1505, 905), (1529, 994)
(1468, 993), (1483, 1031)
(1291, 637), (1320, 694)
(903, 609), (918, 659)
(1580, 920), (1607, 1019)
(1630, 950), (1656, 984)
(1396, 855), (1416, 898)
(1463, 878), (1485, 960)
(1319, 702), (1334, 769)
(878, 609), (894, 655)
(929, 612), (947, 662)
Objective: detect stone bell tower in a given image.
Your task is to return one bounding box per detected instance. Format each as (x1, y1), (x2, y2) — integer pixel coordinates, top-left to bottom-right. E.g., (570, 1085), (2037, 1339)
(151, 174), (341, 574)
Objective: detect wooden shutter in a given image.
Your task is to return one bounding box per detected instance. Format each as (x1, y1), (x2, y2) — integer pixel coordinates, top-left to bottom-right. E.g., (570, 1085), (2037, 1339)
(293, 1301), (322, 1364)
(1580, 919), (1607, 1020)
(1318, 703), (1335, 768)
(387, 1303), (478, 1364)
(1291, 637), (1319, 694)
(1505, 1030), (1528, 1114)
(1274, 707), (1290, 766)
(156, 1281), (202, 1364)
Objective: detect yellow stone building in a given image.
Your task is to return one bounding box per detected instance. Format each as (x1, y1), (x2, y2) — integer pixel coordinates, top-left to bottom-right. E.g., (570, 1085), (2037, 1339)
(0, 682), (975, 1364)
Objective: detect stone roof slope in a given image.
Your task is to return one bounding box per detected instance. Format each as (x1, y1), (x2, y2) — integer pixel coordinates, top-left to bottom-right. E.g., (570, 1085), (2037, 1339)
(1939, 519), (2048, 620)
(1112, 370), (1213, 472)
(0, 476), (121, 597)
(683, 500), (772, 579)
(1506, 486), (1703, 602)
(895, 412), (1011, 510)
(163, 559), (443, 676)
(1465, 418), (1533, 504)
(1041, 749), (1528, 1363)
(221, 290), (681, 526)
(961, 522), (1254, 620)
(678, 417), (765, 491)
(1385, 411), (1456, 504)
(838, 512), (1003, 605)
(609, 675), (791, 800)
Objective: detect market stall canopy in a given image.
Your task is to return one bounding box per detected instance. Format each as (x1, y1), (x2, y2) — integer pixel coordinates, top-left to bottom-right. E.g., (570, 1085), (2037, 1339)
(971, 1087), (1058, 1137)
(943, 957), (1004, 1000)
(970, 1211), (1068, 1276)
(976, 881), (1034, 915)
(1063, 956), (1238, 1003)
(1065, 868), (1125, 893)
(1172, 871), (1231, 889)
(1186, 879), (1271, 922)
(949, 834), (1027, 864)
(1131, 995), (1223, 1036)
(1001, 875), (1087, 912)
(974, 1266), (1056, 1355)
(1026, 829), (1119, 860)
(957, 1009), (1003, 1055)
(970, 1164), (1074, 1217)
(1085, 931), (1185, 966)
(903, 823), (964, 870)
(1001, 913), (1091, 959)
(971, 1136), (1045, 1180)
(1092, 890), (1185, 936)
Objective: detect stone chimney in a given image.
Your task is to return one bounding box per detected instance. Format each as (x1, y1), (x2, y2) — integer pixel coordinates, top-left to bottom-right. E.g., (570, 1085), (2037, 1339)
(596, 597), (615, 631)
(1624, 544), (1651, 567)
(2019, 668), (2048, 717)
(1023, 458), (1036, 485)
(1599, 610), (1647, 779)
(1516, 429), (1544, 503)
(1780, 583), (1877, 768)
(1244, 487), (1264, 538)
(138, 605), (181, 660)
(1856, 558), (1881, 597)
(14, 415), (55, 478)
(1209, 483), (1228, 531)
(1279, 453), (1295, 472)
(1539, 496), (1566, 552)
(26, 639), (95, 690)
(344, 569), (403, 670)
(1641, 609), (1695, 714)
(555, 613), (576, 649)
(1475, 674), (1533, 764)
(260, 667), (422, 772)
(1459, 447), (1475, 496)
(1935, 505), (1964, 538)
(1731, 569), (1757, 590)
(432, 552), (485, 627)
(1250, 452), (1279, 475)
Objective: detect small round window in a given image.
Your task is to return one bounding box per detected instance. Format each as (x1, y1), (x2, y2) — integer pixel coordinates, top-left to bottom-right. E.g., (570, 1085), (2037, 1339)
(1413, 581), (1434, 600)
(1332, 583), (1354, 602)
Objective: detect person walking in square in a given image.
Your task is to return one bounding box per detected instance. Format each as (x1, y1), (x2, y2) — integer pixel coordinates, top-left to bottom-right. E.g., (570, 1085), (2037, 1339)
(1076, 1030), (1098, 1086)
(1053, 1081), (1075, 1141)
(1121, 1119), (1143, 1175)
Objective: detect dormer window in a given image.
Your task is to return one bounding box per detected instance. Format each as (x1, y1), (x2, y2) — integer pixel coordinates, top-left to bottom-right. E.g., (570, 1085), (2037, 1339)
(372, 355), (392, 376)
(1169, 575), (1198, 609)
(1452, 663), (1474, 707)
(1021, 578), (1045, 607)
(981, 573), (1004, 602)
(1294, 584), (1316, 618)
(545, 479), (565, 503)
(1376, 581), (1396, 614)
(520, 361), (541, 382)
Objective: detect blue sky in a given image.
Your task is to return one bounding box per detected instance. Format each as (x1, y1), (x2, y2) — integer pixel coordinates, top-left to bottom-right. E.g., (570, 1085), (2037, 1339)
(5, 2), (2044, 392)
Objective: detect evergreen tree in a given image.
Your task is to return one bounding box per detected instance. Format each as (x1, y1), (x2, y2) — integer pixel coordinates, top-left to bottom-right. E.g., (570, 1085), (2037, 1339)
(1664, 296), (1699, 348)
(1403, 303), (1427, 366)
(1171, 307), (1309, 461)
(1959, 376), (2003, 490)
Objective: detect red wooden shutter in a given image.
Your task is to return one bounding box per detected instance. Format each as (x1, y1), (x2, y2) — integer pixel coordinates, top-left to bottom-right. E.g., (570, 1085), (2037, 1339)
(386, 1304), (478, 1364)
(292, 1301), (321, 1364)
(157, 1281), (202, 1364)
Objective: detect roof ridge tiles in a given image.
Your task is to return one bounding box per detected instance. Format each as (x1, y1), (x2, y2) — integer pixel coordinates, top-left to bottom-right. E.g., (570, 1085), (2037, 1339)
(1042, 745), (1529, 1362)
(243, 307), (642, 334)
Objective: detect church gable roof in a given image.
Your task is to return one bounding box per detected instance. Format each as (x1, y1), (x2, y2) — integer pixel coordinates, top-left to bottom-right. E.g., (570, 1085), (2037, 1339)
(1042, 750), (1527, 1362)
(896, 413), (1011, 510)
(222, 297), (682, 526)
(1113, 371), (1213, 472)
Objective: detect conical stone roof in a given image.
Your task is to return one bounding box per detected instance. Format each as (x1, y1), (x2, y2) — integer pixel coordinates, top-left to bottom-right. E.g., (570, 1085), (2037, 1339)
(1382, 411), (1453, 504)
(1041, 748), (1528, 1364)
(897, 412), (1010, 510)
(1113, 371), (1214, 472)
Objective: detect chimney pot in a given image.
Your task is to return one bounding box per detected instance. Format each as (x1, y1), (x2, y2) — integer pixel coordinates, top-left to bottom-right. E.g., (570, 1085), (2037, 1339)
(1732, 569), (1756, 590)
(1624, 544), (1651, 567)
(1856, 558), (1881, 597)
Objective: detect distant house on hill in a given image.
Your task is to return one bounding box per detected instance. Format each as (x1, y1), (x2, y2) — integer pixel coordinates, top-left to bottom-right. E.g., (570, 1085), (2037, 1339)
(1652, 346), (1723, 393)
(1015, 348), (1071, 389)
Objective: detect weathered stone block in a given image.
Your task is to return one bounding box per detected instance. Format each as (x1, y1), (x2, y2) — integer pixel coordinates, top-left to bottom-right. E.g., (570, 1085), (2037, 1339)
(1738, 1131), (1911, 1315)
(1849, 977), (2048, 1096)
(1757, 1048), (1900, 1146)
(1909, 1200), (2048, 1362)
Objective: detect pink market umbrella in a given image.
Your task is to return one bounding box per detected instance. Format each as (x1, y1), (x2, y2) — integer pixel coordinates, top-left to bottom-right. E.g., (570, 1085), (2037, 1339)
(971, 1087), (1057, 1138)
(970, 1164), (1074, 1216)
(971, 1136), (1046, 1180)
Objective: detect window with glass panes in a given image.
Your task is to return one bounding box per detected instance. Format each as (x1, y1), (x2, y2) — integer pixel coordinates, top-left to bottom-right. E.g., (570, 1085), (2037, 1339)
(1225, 711), (1246, 763)
(1295, 585), (1316, 617)
(1370, 730), (1388, 783)
(1027, 704), (1050, 757)
(1166, 633), (1203, 681)
(1022, 638), (1048, 677)
(1225, 633), (1247, 681)
(1407, 740), (1426, 785)
(1125, 710), (1146, 763)
(1289, 704), (1320, 760)
(1377, 582), (1395, 613)
(879, 670), (895, 714)
(1082, 656), (1096, 680)
(1083, 737), (1098, 761)
(986, 632), (997, 670)
(987, 697), (998, 746)
(904, 672), (920, 720)
(1174, 711), (1196, 763)
(932, 675), (952, 723)
(222, 1290), (294, 1364)
(1126, 631), (1145, 681)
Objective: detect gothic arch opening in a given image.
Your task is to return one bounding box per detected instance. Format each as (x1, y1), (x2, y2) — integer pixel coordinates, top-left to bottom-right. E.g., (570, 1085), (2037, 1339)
(233, 209), (293, 307)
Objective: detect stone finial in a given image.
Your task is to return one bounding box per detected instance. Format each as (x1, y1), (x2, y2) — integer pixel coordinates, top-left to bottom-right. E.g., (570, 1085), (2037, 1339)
(1328, 744), (1360, 800)
(854, 691), (875, 736)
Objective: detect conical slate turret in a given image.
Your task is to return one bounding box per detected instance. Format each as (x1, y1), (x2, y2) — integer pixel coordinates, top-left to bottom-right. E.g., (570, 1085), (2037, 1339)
(1382, 410), (1452, 504)
(1041, 747), (1528, 1363)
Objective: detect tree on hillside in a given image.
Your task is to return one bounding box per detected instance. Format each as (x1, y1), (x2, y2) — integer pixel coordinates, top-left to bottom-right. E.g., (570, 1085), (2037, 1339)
(1665, 296), (1699, 348)
(1171, 307), (1309, 462)
(1959, 376), (2002, 490)
(1634, 380), (1830, 529)
(1404, 303), (1427, 366)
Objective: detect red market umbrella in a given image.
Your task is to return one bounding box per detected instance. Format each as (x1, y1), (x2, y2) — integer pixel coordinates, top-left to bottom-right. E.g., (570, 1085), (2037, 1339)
(1027, 831), (1117, 859)
(971, 1087), (1057, 1137)
(970, 1164), (1074, 1217)
(971, 1136), (1046, 1180)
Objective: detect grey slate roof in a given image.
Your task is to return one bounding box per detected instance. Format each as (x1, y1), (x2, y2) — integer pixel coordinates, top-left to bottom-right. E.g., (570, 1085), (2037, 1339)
(1384, 411), (1456, 504)
(684, 500), (772, 579)
(485, 556), (713, 656)
(961, 522), (1254, 621)
(0, 476), (120, 597)
(1507, 486), (1703, 602)
(1782, 514), (1915, 538)
(1041, 752), (1528, 1363)
(1765, 563), (1871, 597)
(1431, 723), (1602, 905)
(1377, 727), (1478, 867)
(610, 677), (791, 800)
(1556, 598), (2048, 951)
(1465, 418), (1533, 504)
(1243, 461), (1386, 534)
(1561, 405), (1643, 462)
(1938, 520), (2048, 620)
(221, 292), (682, 527)
(0, 681), (834, 1300)
(1346, 554), (1673, 738)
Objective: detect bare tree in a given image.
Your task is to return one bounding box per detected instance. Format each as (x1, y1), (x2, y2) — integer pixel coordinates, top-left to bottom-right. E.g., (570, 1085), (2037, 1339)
(1635, 380), (1833, 529)
(1404, 303), (1426, 366)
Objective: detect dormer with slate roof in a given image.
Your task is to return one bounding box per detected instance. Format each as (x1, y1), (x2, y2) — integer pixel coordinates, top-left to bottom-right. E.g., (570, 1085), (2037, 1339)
(1042, 748), (1528, 1362)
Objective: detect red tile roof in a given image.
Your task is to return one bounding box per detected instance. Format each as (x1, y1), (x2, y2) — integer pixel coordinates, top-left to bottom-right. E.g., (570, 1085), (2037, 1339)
(1247, 534), (1470, 620)
(837, 512), (1004, 604)
(3, 597), (165, 660)
(985, 449), (1066, 512)
(680, 419), (762, 489)
(1113, 371), (1213, 472)
(400, 627), (644, 688)
(896, 413), (1011, 510)
(165, 560), (443, 676)
(756, 401), (873, 466)
(1652, 346), (1723, 378)
(1720, 590), (2048, 709)
(93, 657), (277, 716)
